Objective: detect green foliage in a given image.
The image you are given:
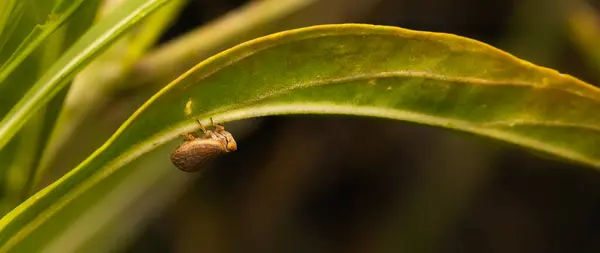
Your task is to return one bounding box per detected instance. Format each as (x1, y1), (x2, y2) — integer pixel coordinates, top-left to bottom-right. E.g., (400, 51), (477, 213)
(0, 0), (171, 151)
(0, 0), (599, 252)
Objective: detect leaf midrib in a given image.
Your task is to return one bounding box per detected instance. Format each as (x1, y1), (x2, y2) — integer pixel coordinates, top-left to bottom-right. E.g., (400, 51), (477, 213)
(197, 71), (600, 134)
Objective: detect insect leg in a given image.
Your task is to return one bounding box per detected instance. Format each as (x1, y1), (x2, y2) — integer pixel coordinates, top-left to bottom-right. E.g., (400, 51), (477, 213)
(196, 119), (207, 133)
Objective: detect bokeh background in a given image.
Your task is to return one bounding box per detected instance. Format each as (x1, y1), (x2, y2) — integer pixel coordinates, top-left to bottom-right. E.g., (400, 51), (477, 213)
(31, 0), (600, 252)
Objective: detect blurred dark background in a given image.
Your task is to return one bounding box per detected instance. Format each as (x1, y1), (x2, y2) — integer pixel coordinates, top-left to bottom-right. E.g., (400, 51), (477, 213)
(119, 0), (600, 252)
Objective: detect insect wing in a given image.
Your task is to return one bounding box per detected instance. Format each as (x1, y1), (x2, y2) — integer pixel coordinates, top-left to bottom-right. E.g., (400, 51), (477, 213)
(171, 139), (226, 172)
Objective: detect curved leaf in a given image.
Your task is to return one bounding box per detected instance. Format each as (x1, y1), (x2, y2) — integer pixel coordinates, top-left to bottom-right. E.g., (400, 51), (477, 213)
(1, 24), (600, 251)
(128, 0), (379, 88)
(32, 0), (186, 193)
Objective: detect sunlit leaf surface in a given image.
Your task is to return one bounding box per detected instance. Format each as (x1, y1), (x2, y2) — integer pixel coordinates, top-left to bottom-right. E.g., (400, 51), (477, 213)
(1, 24), (599, 252)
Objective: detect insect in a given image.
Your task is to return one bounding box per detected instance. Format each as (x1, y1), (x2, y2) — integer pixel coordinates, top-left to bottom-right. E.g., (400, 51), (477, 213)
(170, 119), (237, 172)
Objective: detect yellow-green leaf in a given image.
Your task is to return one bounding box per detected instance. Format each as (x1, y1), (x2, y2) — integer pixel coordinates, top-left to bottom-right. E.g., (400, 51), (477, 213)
(1, 24), (599, 251)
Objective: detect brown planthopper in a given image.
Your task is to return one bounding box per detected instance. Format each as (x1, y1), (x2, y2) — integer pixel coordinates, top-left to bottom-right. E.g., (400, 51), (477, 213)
(170, 118), (237, 172)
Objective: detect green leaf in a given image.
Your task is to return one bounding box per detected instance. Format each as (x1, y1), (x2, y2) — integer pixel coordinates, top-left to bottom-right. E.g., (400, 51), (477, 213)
(3, 111), (44, 203)
(0, 0), (24, 57)
(1, 24), (600, 251)
(0, 0), (85, 88)
(0, 0), (173, 152)
(34, 144), (192, 253)
(0, 0), (101, 202)
(31, 0), (186, 193)
(0, 0), (56, 113)
(127, 0), (378, 88)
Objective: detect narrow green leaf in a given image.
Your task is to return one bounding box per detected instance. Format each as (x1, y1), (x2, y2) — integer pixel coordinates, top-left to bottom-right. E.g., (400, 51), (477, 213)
(0, 0), (101, 201)
(1, 24), (600, 251)
(61, 0), (102, 48)
(1, 0), (99, 201)
(33, 0), (186, 193)
(0, 0), (87, 87)
(0, 0), (82, 117)
(0, 22), (69, 214)
(0, 1), (23, 55)
(128, 0), (333, 88)
(0, 0), (173, 152)
(0, 0), (60, 65)
(4, 111), (44, 202)
(37, 144), (192, 253)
